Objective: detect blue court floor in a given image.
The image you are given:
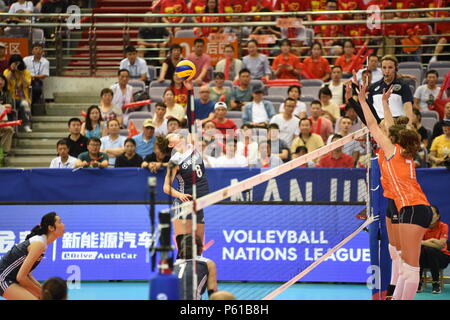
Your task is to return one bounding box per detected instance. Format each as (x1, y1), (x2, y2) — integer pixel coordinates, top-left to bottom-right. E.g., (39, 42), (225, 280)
(63, 281), (450, 300)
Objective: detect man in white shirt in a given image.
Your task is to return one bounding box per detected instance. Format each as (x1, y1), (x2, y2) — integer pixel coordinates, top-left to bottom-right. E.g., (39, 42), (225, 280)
(8, 0), (33, 13)
(111, 69), (133, 109)
(23, 42), (49, 104)
(324, 65), (345, 106)
(356, 55), (383, 85)
(270, 97), (299, 146)
(242, 88), (276, 128)
(414, 70), (446, 112)
(49, 139), (77, 168)
(119, 45), (148, 82)
(100, 119), (127, 166)
(212, 138), (248, 168)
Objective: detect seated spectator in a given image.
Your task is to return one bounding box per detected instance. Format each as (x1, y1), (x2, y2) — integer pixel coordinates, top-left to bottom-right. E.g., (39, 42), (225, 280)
(313, 0), (344, 52)
(0, 75), (13, 109)
(8, 0), (33, 13)
(4, 54), (32, 132)
(356, 54), (383, 85)
(236, 124), (259, 165)
(189, 85), (215, 126)
(334, 40), (357, 75)
(290, 118), (324, 158)
(272, 39), (302, 80)
(302, 42), (331, 81)
(242, 40), (271, 81)
(209, 72), (231, 106)
(133, 118), (156, 159)
(292, 145), (314, 167)
(223, 14), (251, 40)
(418, 205), (450, 294)
(120, 45), (148, 82)
(75, 137), (109, 168)
(308, 100), (334, 143)
(115, 138), (143, 168)
(270, 98), (299, 146)
(324, 65), (345, 106)
(0, 43), (9, 76)
(414, 70), (445, 112)
(212, 101), (237, 136)
(189, 0), (206, 19)
(429, 120), (450, 168)
(163, 87), (186, 123)
(171, 73), (189, 108)
(81, 105), (106, 139)
(110, 69), (133, 110)
(195, 0), (224, 37)
(316, 134), (354, 168)
(250, 8), (281, 56)
(278, 85), (307, 118)
(267, 123), (290, 162)
(142, 135), (171, 172)
(201, 120), (224, 158)
(255, 140), (283, 168)
(275, 0), (311, 20)
(318, 86), (340, 124)
(153, 102), (169, 136)
(431, 102), (450, 142)
(327, 116), (361, 164)
(99, 88), (123, 127)
(41, 277), (67, 300)
(211, 138), (248, 167)
(215, 45), (242, 81)
(100, 119), (126, 167)
(66, 118), (88, 158)
(411, 108), (429, 147)
(230, 68), (254, 110)
(159, 0), (187, 35)
(343, 12), (370, 48)
(401, 8), (430, 62)
(242, 87), (276, 128)
(167, 117), (181, 134)
(187, 38), (212, 85)
(137, 12), (171, 66)
(0, 105), (13, 158)
(23, 42), (49, 105)
(158, 44), (183, 82)
(4, 9), (31, 38)
(49, 139), (77, 168)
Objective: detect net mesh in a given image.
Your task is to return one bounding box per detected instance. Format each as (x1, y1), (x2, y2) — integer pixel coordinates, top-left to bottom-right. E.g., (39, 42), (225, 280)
(169, 128), (375, 300)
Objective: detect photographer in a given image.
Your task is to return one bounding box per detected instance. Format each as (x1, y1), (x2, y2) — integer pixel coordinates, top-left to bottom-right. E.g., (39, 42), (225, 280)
(3, 54), (32, 132)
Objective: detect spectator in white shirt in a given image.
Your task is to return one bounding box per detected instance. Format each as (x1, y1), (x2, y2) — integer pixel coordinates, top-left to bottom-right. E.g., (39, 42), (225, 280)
(324, 65), (345, 106)
(153, 102), (169, 136)
(120, 45), (148, 82)
(270, 97), (299, 146)
(100, 119), (127, 166)
(242, 87), (276, 128)
(255, 140), (284, 168)
(212, 138), (248, 168)
(8, 0), (33, 13)
(414, 70), (446, 112)
(23, 42), (49, 104)
(279, 85), (307, 118)
(356, 54), (383, 84)
(49, 139), (77, 168)
(111, 69), (134, 109)
(236, 124), (259, 166)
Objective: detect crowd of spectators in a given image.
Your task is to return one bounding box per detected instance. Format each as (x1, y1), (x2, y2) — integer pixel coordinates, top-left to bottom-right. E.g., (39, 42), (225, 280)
(0, 0), (449, 170)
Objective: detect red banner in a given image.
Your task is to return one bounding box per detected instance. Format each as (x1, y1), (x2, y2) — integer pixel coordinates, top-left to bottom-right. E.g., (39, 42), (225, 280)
(0, 38), (29, 60)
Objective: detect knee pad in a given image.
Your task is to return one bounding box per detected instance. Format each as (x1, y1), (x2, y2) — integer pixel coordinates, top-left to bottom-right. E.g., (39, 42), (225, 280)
(402, 262), (420, 283)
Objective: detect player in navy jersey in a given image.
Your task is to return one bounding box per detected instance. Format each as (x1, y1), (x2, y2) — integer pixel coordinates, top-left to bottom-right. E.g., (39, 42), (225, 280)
(163, 132), (210, 243)
(173, 233), (217, 300)
(0, 212), (65, 300)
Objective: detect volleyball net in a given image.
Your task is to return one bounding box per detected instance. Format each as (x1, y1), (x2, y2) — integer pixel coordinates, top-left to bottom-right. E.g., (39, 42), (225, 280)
(169, 127), (378, 300)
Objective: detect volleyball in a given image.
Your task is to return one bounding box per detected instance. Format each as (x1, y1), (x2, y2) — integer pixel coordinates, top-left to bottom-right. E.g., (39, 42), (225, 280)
(175, 60), (196, 81)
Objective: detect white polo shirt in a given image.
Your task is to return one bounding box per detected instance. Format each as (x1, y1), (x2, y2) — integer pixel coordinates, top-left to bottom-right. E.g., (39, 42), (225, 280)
(49, 156), (77, 168)
(23, 56), (50, 77)
(119, 57), (148, 79)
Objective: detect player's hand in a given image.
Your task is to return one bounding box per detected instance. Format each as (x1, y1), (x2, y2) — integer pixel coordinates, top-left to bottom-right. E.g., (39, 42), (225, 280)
(357, 83), (368, 103)
(183, 79), (194, 90)
(345, 81), (353, 102)
(178, 193), (193, 202)
(382, 85), (394, 102)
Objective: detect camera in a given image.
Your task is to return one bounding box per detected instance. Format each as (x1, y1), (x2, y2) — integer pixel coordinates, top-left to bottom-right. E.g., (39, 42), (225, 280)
(16, 61), (25, 71)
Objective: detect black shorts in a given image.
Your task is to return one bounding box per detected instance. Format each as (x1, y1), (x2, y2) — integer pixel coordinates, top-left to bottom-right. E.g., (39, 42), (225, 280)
(386, 198), (399, 224)
(172, 199), (205, 224)
(0, 279), (14, 297)
(399, 205), (433, 228)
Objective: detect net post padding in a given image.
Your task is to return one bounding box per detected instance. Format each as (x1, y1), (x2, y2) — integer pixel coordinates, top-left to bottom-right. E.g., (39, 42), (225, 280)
(170, 127), (370, 221)
(262, 215), (377, 300)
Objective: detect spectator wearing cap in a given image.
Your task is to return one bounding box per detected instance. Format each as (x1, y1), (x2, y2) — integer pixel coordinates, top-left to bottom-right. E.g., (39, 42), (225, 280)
(189, 85), (215, 126)
(49, 139), (77, 169)
(133, 118), (156, 158)
(187, 38), (212, 85)
(242, 87), (276, 128)
(120, 45), (149, 82)
(0, 43), (8, 76)
(429, 120), (450, 168)
(100, 119), (127, 167)
(212, 101), (237, 136)
(23, 42), (49, 105)
(316, 134), (354, 168)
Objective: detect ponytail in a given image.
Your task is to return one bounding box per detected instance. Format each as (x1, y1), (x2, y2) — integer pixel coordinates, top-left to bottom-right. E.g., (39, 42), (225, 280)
(26, 212), (57, 240)
(25, 225), (45, 240)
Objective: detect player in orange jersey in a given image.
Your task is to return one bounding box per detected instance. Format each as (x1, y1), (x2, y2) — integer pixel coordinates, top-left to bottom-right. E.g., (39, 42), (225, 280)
(357, 83), (433, 301)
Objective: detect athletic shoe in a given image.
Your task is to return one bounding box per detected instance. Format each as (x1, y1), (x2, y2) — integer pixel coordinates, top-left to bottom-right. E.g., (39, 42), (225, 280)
(24, 125), (32, 133)
(432, 282), (441, 294)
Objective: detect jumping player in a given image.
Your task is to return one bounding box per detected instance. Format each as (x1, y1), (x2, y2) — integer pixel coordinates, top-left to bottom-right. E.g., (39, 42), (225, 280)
(173, 233), (217, 300)
(163, 132), (209, 243)
(0, 212), (65, 300)
(358, 83), (433, 300)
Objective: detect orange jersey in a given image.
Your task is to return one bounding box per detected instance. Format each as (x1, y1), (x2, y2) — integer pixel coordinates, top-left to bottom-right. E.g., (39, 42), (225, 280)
(189, 0), (206, 13)
(379, 144), (430, 211)
(377, 148), (396, 200)
(424, 221), (450, 256)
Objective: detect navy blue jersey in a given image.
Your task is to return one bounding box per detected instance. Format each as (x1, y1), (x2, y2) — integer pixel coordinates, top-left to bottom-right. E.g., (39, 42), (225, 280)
(171, 147), (209, 198)
(368, 76), (413, 119)
(0, 235), (46, 283)
(173, 256), (210, 300)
